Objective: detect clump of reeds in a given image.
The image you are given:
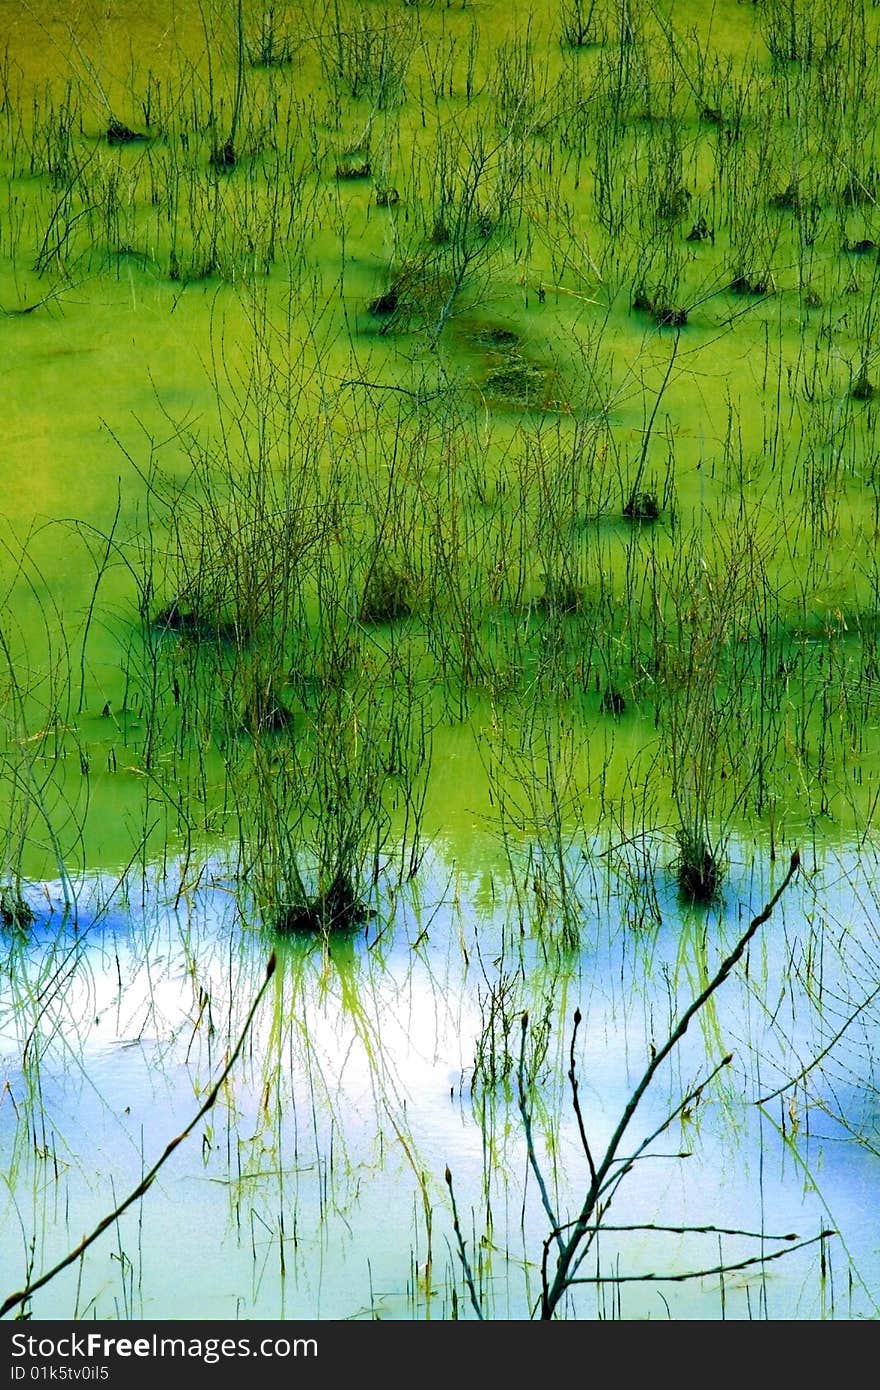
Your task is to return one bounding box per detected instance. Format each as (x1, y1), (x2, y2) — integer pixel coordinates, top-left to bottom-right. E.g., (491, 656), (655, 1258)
(275, 871), (373, 934)
(0, 883), (35, 930)
(675, 827), (724, 903)
(359, 562), (413, 623)
(558, 0), (604, 49)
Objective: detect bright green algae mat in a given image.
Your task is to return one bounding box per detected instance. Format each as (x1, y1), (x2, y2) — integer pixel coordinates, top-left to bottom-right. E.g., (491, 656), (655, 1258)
(1, 0), (879, 890)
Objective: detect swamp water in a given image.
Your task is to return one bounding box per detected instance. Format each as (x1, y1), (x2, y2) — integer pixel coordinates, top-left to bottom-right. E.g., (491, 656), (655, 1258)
(1, 0), (880, 1319)
(1, 840), (879, 1319)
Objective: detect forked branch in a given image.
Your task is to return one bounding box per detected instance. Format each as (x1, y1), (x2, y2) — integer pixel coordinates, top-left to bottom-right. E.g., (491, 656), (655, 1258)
(539, 849), (801, 1317)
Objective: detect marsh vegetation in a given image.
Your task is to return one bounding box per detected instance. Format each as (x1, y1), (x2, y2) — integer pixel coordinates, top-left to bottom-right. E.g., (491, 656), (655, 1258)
(1, 0), (880, 1319)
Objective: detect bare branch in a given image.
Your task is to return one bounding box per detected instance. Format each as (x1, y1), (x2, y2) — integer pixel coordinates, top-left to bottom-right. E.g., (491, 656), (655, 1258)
(445, 1166), (485, 1320)
(541, 849), (801, 1317)
(517, 1011), (563, 1254)
(1, 954), (277, 1320)
(567, 1231), (835, 1287)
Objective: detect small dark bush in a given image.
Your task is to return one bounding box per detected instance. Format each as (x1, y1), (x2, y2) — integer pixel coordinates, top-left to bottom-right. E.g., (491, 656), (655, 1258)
(769, 181), (801, 212)
(244, 684), (294, 735)
(841, 170), (879, 206)
(476, 325), (518, 348)
(537, 574), (582, 614)
(429, 217), (450, 244)
(656, 185), (690, 222)
(686, 217), (712, 242)
(623, 491), (660, 521)
(153, 599), (201, 634)
(852, 372), (874, 401)
(107, 120), (145, 145)
(210, 140), (237, 171)
(676, 833), (722, 903)
(475, 210), (495, 238)
(152, 599), (237, 643)
(0, 885), (35, 930)
(599, 688), (626, 716)
(730, 274), (771, 296)
(276, 874), (372, 934)
(336, 159), (372, 180)
(654, 304), (688, 327)
(483, 355), (547, 406)
(368, 289), (399, 316)
(360, 564), (412, 622)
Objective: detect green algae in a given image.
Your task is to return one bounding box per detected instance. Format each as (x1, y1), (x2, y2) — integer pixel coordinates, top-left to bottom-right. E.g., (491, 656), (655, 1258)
(0, 0), (878, 895)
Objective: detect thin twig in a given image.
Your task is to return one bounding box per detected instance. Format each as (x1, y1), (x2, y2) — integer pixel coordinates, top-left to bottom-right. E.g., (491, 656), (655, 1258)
(517, 1011), (563, 1253)
(756, 979), (880, 1105)
(568, 1008), (597, 1185)
(597, 1055), (732, 1201)
(444, 1166), (484, 1320)
(567, 1231), (835, 1286)
(550, 1221), (800, 1241)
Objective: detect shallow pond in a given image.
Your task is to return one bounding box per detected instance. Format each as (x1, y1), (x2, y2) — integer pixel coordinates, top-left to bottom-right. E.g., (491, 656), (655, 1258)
(1, 833), (878, 1320)
(1, 0), (880, 1321)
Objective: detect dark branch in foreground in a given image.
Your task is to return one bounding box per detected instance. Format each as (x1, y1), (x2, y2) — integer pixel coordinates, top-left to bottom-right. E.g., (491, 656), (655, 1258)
(445, 1166), (485, 1320)
(538, 849), (802, 1318)
(548, 1221), (801, 1241)
(567, 1231), (835, 1285)
(1, 954), (277, 1320)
